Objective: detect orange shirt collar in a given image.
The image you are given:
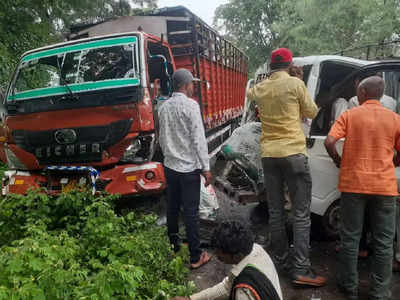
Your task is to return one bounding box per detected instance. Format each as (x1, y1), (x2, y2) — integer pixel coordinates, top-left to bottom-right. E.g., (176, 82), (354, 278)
(361, 99), (381, 106)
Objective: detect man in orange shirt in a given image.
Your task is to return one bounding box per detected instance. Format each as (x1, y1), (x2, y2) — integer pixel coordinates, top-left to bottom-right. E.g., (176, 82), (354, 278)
(325, 76), (399, 300)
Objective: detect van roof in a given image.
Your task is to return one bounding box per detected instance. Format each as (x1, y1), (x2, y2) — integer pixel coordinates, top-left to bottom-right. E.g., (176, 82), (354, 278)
(293, 55), (374, 67)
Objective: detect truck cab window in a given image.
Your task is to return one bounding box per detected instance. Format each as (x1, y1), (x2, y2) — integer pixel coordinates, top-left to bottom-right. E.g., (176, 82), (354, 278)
(147, 42), (172, 97)
(15, 61), (60, 92)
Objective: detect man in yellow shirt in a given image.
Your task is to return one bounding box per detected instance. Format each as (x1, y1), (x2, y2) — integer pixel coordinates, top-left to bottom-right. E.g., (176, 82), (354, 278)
(247, 48), (325, 287)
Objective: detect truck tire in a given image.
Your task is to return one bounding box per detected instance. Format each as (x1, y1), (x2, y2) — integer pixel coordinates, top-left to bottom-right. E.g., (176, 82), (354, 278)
(322, 199), (341, 240)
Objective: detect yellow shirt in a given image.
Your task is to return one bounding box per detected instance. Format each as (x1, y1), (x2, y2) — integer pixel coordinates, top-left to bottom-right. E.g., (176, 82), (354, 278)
(247, 71), (318, 158)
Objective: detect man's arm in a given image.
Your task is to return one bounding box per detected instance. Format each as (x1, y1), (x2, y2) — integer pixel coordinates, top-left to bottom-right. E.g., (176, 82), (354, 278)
(188, 104), (212, 186)
(324, 113), (348, 168)
(171, 275), (233, 300)
(297, 81), (318, 119)
(246, 85), (257, 102)
(324, 135), (341, 168)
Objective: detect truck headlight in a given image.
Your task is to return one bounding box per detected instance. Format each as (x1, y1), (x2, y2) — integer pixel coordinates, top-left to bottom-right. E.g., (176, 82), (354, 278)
(121, 139), (142, 163)
(4, 145), (27, 170)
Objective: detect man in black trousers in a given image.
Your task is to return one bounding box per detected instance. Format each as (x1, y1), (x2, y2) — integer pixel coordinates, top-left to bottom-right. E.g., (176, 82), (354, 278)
(158, 68), (212, 269)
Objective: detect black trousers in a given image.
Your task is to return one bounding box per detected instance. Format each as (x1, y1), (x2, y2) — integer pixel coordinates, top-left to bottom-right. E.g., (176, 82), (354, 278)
(164, 167), (202, 263)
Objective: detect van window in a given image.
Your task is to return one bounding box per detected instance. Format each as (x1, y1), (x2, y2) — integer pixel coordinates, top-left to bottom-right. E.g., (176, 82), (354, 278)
(310, 61), (361, 136)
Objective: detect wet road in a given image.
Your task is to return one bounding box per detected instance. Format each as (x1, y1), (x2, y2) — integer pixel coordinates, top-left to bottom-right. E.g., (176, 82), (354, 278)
(190, 190), (400, 300)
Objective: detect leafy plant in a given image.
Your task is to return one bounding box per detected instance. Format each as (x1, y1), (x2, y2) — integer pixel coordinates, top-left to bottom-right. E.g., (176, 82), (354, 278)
(0, 189), (195, 299)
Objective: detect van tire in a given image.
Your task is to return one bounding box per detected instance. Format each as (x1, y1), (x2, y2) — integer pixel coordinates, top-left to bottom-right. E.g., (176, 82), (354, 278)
(322, 199), (341, 240)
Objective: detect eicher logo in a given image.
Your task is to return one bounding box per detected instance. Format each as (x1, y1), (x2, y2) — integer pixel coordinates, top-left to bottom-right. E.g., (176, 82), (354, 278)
(54, 129), (77, 145)
(34, 129), (101, 159)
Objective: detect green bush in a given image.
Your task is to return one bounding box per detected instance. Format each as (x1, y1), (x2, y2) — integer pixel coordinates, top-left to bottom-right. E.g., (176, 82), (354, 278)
(0, 189), (195, 299)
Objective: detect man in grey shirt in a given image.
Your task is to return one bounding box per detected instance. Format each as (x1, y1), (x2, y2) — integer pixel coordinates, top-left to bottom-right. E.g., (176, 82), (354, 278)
(158, 68), (212, 269)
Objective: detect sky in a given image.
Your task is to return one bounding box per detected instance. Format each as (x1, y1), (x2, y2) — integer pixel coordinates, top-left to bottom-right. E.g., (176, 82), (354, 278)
(157, 0), (228, 26)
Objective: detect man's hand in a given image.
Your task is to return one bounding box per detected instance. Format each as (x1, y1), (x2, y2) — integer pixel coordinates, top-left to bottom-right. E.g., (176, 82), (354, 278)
(324, 135), (341, 169)
(170, 297), (189, 300)
(333, 154), (341, 169)
(202, 171), (212, 187)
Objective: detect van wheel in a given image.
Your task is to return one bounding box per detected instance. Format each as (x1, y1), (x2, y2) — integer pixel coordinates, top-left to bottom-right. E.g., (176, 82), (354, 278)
(322, 200), (341, 239)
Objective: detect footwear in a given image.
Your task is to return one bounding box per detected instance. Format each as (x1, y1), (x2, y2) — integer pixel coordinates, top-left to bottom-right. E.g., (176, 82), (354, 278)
(190, 251), (211, 269)
(337, 282), (359, 300)
(291, 269), (326, 287)
(335, 244), (368, 258)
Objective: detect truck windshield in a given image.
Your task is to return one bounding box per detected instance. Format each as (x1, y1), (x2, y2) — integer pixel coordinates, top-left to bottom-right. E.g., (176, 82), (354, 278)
(8, 36), (140, 102)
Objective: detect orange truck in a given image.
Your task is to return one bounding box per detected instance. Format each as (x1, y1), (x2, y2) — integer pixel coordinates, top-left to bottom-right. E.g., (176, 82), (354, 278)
(0, 6), (248, 196)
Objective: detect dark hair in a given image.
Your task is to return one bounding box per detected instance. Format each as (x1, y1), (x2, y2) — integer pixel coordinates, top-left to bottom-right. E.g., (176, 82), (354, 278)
(211, 220), (254, 256)
(172, 80), (185, 91)
(270, 62), (290, 70)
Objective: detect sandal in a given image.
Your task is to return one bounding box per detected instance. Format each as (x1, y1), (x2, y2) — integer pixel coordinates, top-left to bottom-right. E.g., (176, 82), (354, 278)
(191, 251), (211, 269)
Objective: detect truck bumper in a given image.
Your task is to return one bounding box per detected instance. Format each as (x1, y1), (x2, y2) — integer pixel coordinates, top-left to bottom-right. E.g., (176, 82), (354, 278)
(2, 162), (166, 197)
(98, 162), (166, 196)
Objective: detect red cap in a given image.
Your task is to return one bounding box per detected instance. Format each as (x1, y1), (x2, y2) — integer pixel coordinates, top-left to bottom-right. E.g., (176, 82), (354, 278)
(271, 48), (293, 64)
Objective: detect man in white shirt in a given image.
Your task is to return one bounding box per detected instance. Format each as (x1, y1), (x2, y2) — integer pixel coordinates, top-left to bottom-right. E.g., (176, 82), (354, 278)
(348, 74), (397, 112)
(348, 94), (396, 111)
(171, 221), (283, 300)
(331, 97), (349, 124)
(158, 68), (212, 269)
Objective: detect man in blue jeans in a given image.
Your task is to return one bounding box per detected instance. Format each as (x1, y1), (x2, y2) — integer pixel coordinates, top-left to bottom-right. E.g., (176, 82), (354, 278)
(247, 48), (325, 286)
(158, 68), (212, 269)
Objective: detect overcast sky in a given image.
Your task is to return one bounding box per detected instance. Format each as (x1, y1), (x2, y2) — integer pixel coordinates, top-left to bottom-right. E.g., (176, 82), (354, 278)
(157, 0), (228, 26)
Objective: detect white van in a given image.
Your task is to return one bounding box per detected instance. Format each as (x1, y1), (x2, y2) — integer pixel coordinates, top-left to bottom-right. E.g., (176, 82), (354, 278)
(217, 56), (400, 238)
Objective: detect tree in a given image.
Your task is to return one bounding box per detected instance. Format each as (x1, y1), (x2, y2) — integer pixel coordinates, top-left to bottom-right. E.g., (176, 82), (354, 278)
(214, 0), (400, 73)
(214, 0), (285, 73)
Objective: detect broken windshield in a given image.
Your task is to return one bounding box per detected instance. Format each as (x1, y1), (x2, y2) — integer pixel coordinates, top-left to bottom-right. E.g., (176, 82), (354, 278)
(8, 36), (140, 102)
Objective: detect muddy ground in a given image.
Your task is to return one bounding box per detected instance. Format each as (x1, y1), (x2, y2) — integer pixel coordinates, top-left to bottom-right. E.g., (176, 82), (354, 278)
(189, 189), (400, 300)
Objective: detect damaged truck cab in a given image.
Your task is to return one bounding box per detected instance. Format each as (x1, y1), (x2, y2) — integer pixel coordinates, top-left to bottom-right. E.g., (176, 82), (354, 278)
(0, 6), (248, 197)
(1, 33), (166, 195)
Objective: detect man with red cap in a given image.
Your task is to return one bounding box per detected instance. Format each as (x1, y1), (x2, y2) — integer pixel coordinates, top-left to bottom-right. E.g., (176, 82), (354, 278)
(247, 48), (326, 287)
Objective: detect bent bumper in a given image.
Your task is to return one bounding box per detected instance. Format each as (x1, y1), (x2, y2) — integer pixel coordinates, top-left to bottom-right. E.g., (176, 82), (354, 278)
(2, 162), (166, 197)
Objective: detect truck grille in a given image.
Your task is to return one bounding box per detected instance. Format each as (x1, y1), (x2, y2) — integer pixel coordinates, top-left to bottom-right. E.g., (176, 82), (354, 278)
(12, 119), (132, 165)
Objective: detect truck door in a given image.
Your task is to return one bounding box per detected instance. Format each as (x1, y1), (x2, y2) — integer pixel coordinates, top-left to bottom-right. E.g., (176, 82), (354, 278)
(147, 41), (174, 100)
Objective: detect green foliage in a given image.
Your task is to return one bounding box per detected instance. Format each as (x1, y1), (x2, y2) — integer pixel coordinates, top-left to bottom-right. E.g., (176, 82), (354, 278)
(215, 0), (400, 73)
(0, 189), (194, 299)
